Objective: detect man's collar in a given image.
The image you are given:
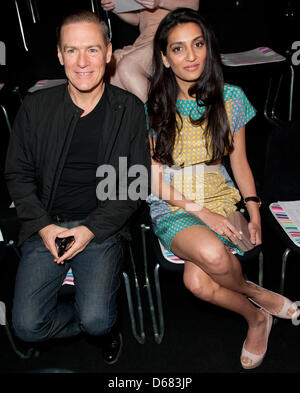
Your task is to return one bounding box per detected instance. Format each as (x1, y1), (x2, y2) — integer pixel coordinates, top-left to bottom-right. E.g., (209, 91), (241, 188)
(105, 82), (126, 112)
(63, 83), (84, 115)
(62, 81), (125, 114)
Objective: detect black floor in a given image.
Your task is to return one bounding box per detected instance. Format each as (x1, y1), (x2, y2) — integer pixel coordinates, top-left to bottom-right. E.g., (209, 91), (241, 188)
(1, 212), (300, 378)
(1, 0), (300, 383)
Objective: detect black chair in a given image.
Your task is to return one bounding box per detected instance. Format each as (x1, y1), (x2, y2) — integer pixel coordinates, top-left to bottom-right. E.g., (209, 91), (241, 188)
(261, 118), (300, 295)
(0, 84), (13, 135)
(13, 0), (40, 53)
(0, 83), (23, 135)
(221, 48), (294, 126)
(0, 207), (40, 359)
(13, 0), (101, 53)
(201, 1), (296, 125)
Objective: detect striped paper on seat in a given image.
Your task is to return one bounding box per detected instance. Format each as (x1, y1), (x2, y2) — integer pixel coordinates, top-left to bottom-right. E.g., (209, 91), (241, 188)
(270, 202), (300, 247)
(221, 47), (286, 67)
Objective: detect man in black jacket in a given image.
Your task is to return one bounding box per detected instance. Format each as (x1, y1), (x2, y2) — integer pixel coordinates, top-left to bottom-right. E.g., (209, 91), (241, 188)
(5, 10), (150, 365)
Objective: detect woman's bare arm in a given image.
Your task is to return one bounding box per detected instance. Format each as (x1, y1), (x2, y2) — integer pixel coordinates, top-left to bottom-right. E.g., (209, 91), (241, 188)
(230, 126), (262, 245)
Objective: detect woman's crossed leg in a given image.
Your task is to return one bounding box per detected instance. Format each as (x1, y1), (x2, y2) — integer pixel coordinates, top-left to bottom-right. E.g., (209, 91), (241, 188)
(170, 225), (295, 365)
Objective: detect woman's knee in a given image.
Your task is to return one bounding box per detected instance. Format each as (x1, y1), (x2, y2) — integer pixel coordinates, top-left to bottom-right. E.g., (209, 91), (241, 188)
(117, 55), (148, 83)
(183, 271), (219, 302)
(197, 243), (230, 275)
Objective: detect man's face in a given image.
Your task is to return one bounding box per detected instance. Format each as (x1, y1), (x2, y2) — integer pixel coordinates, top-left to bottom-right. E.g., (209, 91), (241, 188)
(57, 21), (112, 94)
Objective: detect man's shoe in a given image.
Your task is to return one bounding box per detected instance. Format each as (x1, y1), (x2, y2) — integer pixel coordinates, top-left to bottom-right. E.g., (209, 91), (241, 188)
(102, 331), (123, 365)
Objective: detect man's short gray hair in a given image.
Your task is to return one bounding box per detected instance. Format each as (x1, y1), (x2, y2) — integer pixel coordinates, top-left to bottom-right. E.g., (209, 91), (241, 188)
(56, 9), (110, 47)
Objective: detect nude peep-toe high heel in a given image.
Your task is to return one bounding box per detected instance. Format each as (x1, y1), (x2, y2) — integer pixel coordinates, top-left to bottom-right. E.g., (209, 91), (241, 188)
(246, 281), (300, 319)
(240, 312), (273, 370)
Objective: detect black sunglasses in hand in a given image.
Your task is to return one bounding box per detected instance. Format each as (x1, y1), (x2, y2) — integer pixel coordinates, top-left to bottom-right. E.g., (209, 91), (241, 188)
(55, 236), (75, 257)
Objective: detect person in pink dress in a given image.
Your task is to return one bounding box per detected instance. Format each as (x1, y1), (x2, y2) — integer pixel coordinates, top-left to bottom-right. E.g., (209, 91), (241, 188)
(100, 0), (199, 102)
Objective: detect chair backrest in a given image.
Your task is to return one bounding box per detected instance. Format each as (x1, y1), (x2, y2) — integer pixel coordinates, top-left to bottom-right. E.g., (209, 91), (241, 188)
(201, 0), (274, 53)
(0, 84), (24, 209)
(0, 208), (20, 244)
(262, 118), (300, 206)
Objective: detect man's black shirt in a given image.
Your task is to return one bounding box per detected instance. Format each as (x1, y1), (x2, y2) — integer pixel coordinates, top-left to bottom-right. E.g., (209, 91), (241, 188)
(51, 87), (108, 219)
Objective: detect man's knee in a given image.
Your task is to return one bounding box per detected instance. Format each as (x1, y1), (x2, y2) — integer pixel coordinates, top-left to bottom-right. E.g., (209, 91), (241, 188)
(12, 313), (47, 343)
(79, 310), (114, 337)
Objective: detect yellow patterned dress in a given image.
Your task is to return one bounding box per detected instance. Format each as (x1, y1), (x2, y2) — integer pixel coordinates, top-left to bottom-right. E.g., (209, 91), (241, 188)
(147, 84), (256, 254)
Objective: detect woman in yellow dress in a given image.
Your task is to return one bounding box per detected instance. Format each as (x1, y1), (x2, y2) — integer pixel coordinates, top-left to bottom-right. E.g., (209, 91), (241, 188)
(147, 8), (299, 369)
(100, 0), (199, 102)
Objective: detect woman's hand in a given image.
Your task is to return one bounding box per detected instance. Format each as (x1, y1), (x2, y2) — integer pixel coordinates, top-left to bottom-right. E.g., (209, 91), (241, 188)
(195, 207), (242, 245)
(135, 0), (161, 9)
(100, 0), (116, 11)
(248, 220), (262, 246)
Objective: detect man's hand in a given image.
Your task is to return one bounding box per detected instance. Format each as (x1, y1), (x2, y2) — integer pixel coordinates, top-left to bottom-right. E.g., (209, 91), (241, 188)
(39, 224), (69, 259)
(55, 226), (95, 264)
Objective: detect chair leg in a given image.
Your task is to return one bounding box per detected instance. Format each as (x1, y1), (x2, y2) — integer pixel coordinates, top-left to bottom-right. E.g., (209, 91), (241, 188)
(0, 104), (13, 134)
(270, 73), (283, 120)
(4, 324), (38, 359)
(122, 243), (145, 344)
(258, 250), (264, 287)
(271, 65), (294, 123)
(123, 272), (145, 344)
(7, 240), (22, 259)
(265, 63), (294, 124)
(280, 248), (291, 295)
(288, 64), (294, 122)
(90, 0), (100, 14)
(153, 264), (165, 344)
(27, 0), (40, 23)
(0, 301), (38, 359)
(14, 0), (29, 52)
(141, 224), (164, 344)
(264, 77), (280, 127)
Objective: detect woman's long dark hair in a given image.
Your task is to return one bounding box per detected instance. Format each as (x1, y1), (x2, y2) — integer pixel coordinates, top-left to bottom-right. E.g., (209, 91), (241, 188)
(147, 8), (233, 166)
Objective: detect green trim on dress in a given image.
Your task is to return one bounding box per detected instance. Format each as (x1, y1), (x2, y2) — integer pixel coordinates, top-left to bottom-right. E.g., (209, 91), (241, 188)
(155, 210), (244, 256)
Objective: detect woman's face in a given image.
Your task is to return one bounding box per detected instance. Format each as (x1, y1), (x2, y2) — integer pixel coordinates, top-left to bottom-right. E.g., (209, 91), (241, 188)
(161, 22), (207, 94)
